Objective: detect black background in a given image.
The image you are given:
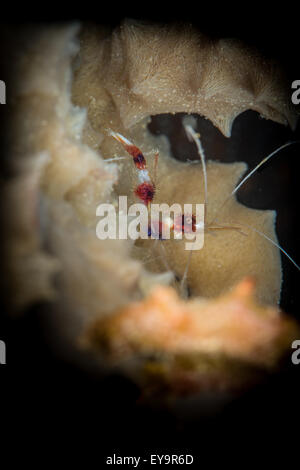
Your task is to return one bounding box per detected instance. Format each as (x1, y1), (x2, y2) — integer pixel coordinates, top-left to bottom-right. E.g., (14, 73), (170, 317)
(1, 3), (300, 466)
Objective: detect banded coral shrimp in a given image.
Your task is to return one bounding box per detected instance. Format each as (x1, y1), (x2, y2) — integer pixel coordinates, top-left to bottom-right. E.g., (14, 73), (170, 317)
(107, 112), (300, 308)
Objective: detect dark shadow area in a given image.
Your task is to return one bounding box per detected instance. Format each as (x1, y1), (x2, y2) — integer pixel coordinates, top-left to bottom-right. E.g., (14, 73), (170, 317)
(1, 12), (300, 465)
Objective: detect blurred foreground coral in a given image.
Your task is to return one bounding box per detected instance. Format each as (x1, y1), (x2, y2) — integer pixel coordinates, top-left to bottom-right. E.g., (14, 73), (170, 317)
(84, 278), (299, 395)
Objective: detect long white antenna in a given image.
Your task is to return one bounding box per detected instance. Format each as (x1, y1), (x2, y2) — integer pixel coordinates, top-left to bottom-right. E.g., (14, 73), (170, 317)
(215, 220), (300, 271)
(180, 250), (193, 298)
(210, 141), (300, 225)
(232, 142), (299, 198)
(184, 124), (208, 221)
(178, 125), (208, 297)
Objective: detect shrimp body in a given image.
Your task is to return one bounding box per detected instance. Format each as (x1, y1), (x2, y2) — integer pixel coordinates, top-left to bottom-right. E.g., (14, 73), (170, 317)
(109, 130), (155, 206)
(109, 127), (299, 301)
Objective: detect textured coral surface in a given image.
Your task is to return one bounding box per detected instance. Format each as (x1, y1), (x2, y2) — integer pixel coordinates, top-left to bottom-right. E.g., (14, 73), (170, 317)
(2, 22), (298, 390)
(72, 20), (297, 305)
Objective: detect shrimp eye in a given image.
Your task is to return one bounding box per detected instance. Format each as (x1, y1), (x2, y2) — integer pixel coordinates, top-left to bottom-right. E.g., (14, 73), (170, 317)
(133, 153), (146, 170)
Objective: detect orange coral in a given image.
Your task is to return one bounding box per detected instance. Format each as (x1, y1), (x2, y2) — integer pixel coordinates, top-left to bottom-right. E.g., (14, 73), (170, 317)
(85, 278), (298, 368)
